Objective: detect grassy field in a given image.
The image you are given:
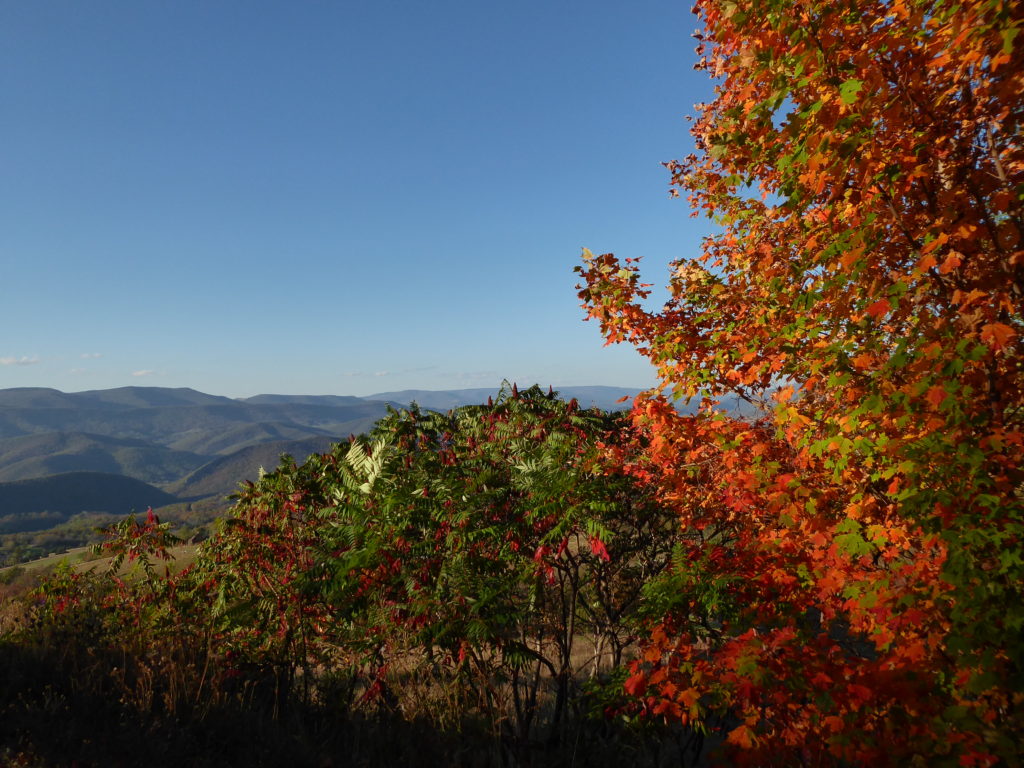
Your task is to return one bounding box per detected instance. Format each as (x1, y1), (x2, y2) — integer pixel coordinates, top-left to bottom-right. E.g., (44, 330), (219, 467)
(0, 542), (199, 585)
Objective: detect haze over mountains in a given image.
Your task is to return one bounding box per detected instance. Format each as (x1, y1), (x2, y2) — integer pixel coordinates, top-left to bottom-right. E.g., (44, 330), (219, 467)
(0, 385), (643, 538)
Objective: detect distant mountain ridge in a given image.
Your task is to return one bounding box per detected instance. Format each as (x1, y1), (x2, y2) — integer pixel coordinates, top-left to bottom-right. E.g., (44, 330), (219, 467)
(0, 386), (235, 410)
(239, 394), (379, 408)
(0, 431), (207, 484)
(0, 471), (176, 533)
(0, 384), (645, 518)
(169, 435), (340, 501)
(363, 385), (644, 413)
(0, 387), (392, 461)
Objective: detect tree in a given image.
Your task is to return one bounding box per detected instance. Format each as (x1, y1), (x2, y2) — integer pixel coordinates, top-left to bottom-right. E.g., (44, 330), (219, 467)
(197, 385), (679, 743)
(577, 0), (1023, 763)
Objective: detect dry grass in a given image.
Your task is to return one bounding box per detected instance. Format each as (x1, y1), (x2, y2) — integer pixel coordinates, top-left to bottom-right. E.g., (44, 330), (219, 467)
(0, 542), (198, 578)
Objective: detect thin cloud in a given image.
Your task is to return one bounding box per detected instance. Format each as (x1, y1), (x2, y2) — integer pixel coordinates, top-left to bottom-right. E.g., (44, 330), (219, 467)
(344, 366), (434, 378)
(453, 370), (499, 381)
(131, 369), (156, 377)
(1, 355), (40, 366)
(80, 352), (103, 359)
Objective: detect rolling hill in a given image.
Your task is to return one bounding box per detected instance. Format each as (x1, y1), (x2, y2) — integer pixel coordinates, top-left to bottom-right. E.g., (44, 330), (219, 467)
(0, 384), (652, 509)
(169, 436), (341, 501)
(0, 387), (392, 458)
(0, 472), (177, 533)
(0, 384), (651, 563)
(0, 432), (209, 484)
(364, 385), (644, 412)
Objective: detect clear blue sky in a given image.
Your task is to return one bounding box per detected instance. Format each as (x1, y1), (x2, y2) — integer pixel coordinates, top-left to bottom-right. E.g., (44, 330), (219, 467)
(1, 1), (713, 398)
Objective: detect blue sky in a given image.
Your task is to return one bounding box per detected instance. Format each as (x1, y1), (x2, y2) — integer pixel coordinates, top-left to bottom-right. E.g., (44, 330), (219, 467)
(1, 1), (713, 398)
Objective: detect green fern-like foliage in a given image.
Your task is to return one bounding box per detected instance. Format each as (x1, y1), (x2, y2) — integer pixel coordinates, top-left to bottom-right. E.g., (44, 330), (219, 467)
(187, 385), (678, 736)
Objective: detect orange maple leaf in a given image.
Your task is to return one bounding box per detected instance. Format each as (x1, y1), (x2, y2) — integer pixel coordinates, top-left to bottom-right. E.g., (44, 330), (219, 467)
(727, 724), (757, 749)
(925, 385), (947, 410)
(938, 251), (963, 274)
(679, 687), (701, 709)
(823, 715), (846, 732)
(980, 322), (1015, 350)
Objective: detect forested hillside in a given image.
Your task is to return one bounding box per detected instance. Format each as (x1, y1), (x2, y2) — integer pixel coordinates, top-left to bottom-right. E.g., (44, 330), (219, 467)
(0, 386), (643, 566)
(0, 385), (641, 487)
(0, 473), (176, 529)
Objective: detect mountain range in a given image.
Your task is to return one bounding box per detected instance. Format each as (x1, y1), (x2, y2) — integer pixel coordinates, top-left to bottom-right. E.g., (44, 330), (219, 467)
(0, 385), (643, 537)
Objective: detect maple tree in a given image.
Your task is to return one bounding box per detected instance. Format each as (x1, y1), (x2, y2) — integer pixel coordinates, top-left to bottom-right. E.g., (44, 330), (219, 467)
(578, 0), (1023, 763)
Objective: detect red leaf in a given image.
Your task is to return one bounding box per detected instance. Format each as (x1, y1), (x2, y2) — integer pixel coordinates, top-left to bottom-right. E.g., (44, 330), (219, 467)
(866, 298), (891, 319)
(624, 673), (647, 697)
(925, 385), (947, 410)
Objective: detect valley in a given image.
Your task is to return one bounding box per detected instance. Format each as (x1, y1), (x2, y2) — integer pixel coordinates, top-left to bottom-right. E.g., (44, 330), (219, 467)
(0, 384), (641, 565)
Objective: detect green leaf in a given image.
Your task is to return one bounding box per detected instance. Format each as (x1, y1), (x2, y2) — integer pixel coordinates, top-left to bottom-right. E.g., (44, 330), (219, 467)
(839, 79), (863, 105)
(1002, 25), (1019, 54)
(835, 518), (872, 557)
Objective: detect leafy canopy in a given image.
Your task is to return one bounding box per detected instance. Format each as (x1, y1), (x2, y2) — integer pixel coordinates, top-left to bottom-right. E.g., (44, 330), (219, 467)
(578, 0), (1023, 763)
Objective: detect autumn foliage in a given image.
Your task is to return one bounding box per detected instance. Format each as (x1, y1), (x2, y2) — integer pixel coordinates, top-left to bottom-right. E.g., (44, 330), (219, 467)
(2, 388), (694, 766)
(4, 2), (1023, 764)
(578, 0), (1023, 763)
(196, 386), (679, 741)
